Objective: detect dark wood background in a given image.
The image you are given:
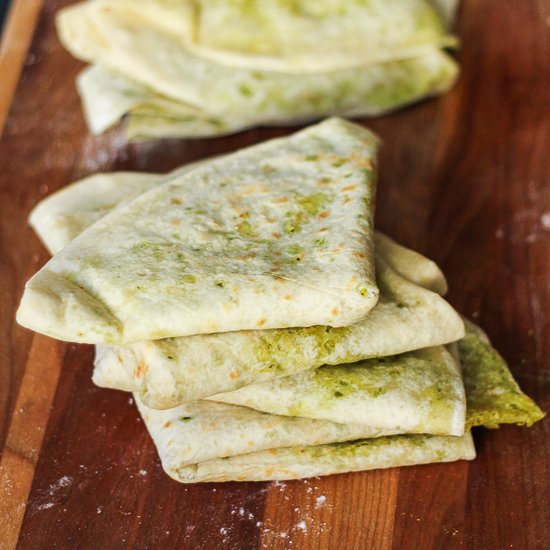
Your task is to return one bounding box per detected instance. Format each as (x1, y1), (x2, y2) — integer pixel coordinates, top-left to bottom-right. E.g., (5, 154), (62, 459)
(1, 1), (549, 548)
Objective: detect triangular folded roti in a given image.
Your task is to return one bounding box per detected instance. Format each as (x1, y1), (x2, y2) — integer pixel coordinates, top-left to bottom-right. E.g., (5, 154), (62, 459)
(175, 433), (475, 483)
(76, 50), (458, 139)
(209, 346), (465, 432)
(135, 321), (542, 483)
(94, 257), (463, 407)
(28, 161), (463, 408)
(207, 321), (546, 428)
(29, 164), (447, 297)
(133, 345), (466, 470)
(18, 119), (380, 344)
(58, 0), (455, 75)
(57, 0), (458, 139)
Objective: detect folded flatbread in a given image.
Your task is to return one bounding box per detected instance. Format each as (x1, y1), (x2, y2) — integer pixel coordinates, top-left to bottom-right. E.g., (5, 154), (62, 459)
(135, 321), (542, 483)
(209, 346), (465, 432)
(18, 119), (380, 344)
(374, 232), (447, 295)
(29, 161), (211, 255)
(174, 433), (475, 483)
(28, 160), (463, 408)
(94, 258), (463, 407)
(58, 0), (455, 75)
(131, 345), (466, 472)
(57, 0), (458, 138)
(76, 50), (458, 139)
(29, 164), (447, 297)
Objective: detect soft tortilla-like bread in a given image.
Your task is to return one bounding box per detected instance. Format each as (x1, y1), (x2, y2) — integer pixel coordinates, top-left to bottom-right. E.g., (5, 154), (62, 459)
(209, 346), (465, 433)
(18, 119), (379, 344)
(374, 232), (448, 295)
(56, 0), (458, 139)
(28, 154), (463, 408)
(136, 320), (542, 483)
(75, 50), (458, 140)
(93, 257), (464, 407)
(173, 433), (475, 483)
(57, 0), (455, 75)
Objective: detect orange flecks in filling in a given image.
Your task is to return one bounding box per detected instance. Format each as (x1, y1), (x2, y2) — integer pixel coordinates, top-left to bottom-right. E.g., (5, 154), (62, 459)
(274, 196), (289, 204)
(319, 211), (330, 219)
(229, 370), (240, 380)
(353, 252), (366, 259)
(331, 307), (339, 316)
(342, 184), (358, 192)
(236, 253), (257, 260)
(164, 421), (172, 428)
(257, 318), (266, 327)
(318, 227), (328, 233)
(272, 232), (282, 239)
(343, 197), (351, 204)
(284, 295), (294, 300)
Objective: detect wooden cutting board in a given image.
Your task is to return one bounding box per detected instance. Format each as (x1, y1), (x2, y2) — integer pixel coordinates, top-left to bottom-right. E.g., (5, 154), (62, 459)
(1, 1), (549, 548)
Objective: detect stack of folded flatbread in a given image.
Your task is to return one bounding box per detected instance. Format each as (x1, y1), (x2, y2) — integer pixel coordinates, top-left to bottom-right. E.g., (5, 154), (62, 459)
(56, 0), (460, 140)
(18, 119), (543, 482)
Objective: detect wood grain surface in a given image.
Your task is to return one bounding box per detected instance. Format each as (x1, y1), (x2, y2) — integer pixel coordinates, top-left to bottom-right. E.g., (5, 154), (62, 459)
(1, 1), (549, 548)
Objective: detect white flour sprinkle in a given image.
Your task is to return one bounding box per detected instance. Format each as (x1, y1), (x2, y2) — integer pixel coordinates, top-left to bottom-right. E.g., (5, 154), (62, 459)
(315, 495), (327, 507)
(48, 475), (73, 496)
(296, 521), (307, 532)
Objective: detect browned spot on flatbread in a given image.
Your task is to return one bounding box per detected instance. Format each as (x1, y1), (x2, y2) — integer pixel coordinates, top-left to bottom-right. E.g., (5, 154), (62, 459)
(134, 360), (148, 378)
(257, 318), (266, 326)
(274, 196), (289, 204)
(229, 370), (240, 380)
(319, 210), (330, 219)
(342, 184), (358, 192)
(164, 421), (172, 428)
